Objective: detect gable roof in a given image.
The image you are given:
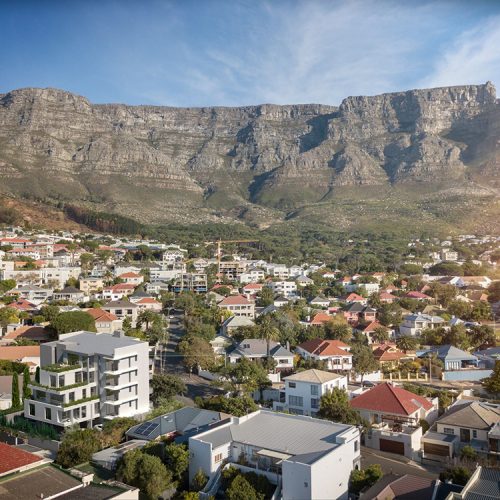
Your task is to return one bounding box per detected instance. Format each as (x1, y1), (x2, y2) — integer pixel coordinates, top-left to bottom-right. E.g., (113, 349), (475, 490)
(219, 294), (253, 306)
(284, 369), (345, 384)
(437, 401), (500, 430)
(422, 345), (477, 361)
(86, 308), (119, 322)
(0, 345), (40, 361)
(297, 339), (351, 357)
(310, 312), (332, 325)
(229, 339), (293, 358)
(103, 299), (138, 309)
(350, 382), (433, 415)
(119, 272), (142, 278)
(3, 326), (50, 342)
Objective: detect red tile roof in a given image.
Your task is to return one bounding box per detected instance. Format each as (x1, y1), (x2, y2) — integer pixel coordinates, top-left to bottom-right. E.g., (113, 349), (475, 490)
(85, 308), (118, 322)
(310, 312), (332, 325)
(405, 291), (431, 300)
(298, 339), (351, 357)
(0, 346), (41, 361)
(345, 293), (365, 302)
(350, 382), (433, 415)
(219, 294), (252, 305)
(361, 320), (386, 333)
(6, 299), (37, 311)
(119, 272), (142, 278)
(137, 298), (160, 304)
(3, 326), (50, 342)
(0, 442), (43, 475)
(379, 292), (397, 301)
(243, 283), (263, 290)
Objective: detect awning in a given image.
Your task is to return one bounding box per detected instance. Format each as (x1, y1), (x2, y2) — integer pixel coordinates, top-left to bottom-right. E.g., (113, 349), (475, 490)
(257, 449), (292, 461)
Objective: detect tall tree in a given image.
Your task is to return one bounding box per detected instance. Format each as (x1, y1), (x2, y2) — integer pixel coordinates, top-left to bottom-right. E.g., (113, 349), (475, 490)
(256, 315), (280, 359)
(352, 345), (379, 383)
(318, 387), (363, 425)
(22, 365), (31, 400)
(482, 361), (500, 398)
(11, 373), (20, 409)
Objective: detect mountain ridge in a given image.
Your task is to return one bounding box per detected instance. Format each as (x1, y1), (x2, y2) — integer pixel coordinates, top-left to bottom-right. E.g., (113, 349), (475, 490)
(0, 83), (499, 232)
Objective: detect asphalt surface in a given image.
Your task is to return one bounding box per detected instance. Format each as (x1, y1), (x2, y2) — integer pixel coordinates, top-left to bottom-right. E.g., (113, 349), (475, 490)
(154, 309), (224, 404)
(360, 447), (441, 479)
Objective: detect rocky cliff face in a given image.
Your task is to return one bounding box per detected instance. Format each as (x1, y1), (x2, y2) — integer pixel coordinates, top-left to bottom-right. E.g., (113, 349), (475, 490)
(0, 83), (498, 226)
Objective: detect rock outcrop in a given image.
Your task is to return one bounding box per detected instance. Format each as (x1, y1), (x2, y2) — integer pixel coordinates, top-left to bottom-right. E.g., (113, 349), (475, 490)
(0, 83), (498, 224)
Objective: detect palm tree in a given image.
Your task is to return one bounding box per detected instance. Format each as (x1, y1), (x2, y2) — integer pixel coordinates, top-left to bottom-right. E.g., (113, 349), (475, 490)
(257, 315), (280, 362)
(371, 327), (389, 344)
(396, 336), (418, 353)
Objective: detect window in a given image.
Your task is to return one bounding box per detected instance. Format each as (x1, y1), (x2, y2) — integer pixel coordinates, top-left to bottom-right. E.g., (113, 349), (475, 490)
(45, 408), (52, 420)
(82, 389), (87, 399)
(354, 440), (359, 452)
(50, 375), (57, 388)
(73, 408), (80, 419)
(443, 428), (455, 435)
(472, 430), (477, 438)
(310, 385), (319, 395)
(214, 453), (223, 463)
(288, 382), (296, 389)
(29, 404), (35, 416)
(81, 406), (87, 418)
(69, 392), (75, 402)
(289, 395), (303, 407)
(311, 398), (319, 409)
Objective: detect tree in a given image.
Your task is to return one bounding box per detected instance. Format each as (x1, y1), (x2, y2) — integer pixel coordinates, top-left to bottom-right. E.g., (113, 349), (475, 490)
(429, 262), (464, 276)
(488, 281), (500, 303)
(197, 395), (258, 417)
(226, 475), (259, 500)
(51, 311), (96, 335)
(469, 325), (495, 349)
(117, 449), (172, 500)
(138, 309), (157, 331)
(256, 315), (280, 359)
(256, 287), (274, 307)
(40, 305), (60, 322)
(318, 387), (363, 425)
(349, 464), (383, 494)
(470, 301), (492, 321)
(11, 373), (20, 409)
(439, 467), (471, 486)
(101, 417), (138, 447)
(352, 345), (379, 383)
(482, 361), (500, 397)
(460, 445), (478, 461)
(371, 327), (389, 344)
(190, 468), (208, 492)
(324, 318), (352, 343)
(378, 303), (402, 327)
(56, 428), (102, 468)
(0, 307), (19, 328)
(178, 336), (215, 371)
(35, 366), (40, 383)
(223, 358), (270, 395)
(462, 261), (483, 276)
(0, 279), (16, 294)
(396, 336), (418, 352)
(164, 443), (189, 482)
(151, 374), (186, 405)
(22, 365), (31, 400)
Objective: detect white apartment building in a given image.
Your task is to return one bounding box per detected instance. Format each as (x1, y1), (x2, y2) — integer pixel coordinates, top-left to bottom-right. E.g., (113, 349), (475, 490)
(189, 410), (360, 500)
(274, 369), (348, 416)
(267, 281), (297, 298)
(25, 331), (149, 428)
(239, 268), (265, 284)
(218, 295), (255, 318)
(14, 285), (54, 305)
(267, 265), (290, 279)
(399, 313), (445, 337)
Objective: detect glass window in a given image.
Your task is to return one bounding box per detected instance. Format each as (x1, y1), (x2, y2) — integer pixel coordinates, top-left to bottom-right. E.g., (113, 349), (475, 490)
(81, 406), (87, 419)
(288, 382), (296, 389)
(69, 392), (75, 402)
(50, 375), (57, 387)
(289, 395), (303, 407)
(29, 404), (35, 416)
(45, 407), (52, 420)
(443, 428), (455, 435)
(73, 408), (80, 419)
(354, 440), (359, 452)
(311, 398), (319, 409)
(472, 430), (477, 438)
(82, 389), (87, 399)
(310, 385), (319, 395)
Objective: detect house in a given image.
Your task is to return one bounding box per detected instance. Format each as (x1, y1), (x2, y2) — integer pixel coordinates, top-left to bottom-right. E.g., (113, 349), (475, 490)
(135, 297), (163, 312)
(86, 308), (122, 334)
(296, 275), (314, 287)
(309, 296), (330, 308)
(2, 326), (51, 344)
(189, 410), (360, 500)
(227, 339), (294, 371)
(350, 382), (438, 459)
(405, 291), (432, 301)
(239, 268), (265, 284)
(220, 315), (255, 336)
(273, 369), (348, 416)
(399, 313), (445, 337)
(6, 298), (38, 313)
(13, 285), (53, 305)
(172, 272), (207, 293)
(473, 346), (500, 369)
(119, 272), (144, 286)
(92, 440), (148, 470)
(422, 401), (500, 460)
(79, 277), (104, 295)
(126, 407), (230, 443)
(296, 339), (352, 370)
(101, 283), (136, 301)
(242, 283), (263, 299)
(446, 467), (500, 500)
(456, 276), (492, 289)
(359, 321), (389, 344)
(274, 295), (289, 307)
(372, 344), (414, 369)
(344, 293), (367, 304)
(309, 311), (332, 326)
(0, 345), (40, 371)
(379, 292), (397, 304)
(361, 473), (442, 500)
(267, 280), (297, 298)
(210, 334), (233, 356)
(52, 285), (86, 303)
(102, 299), (139, 326)
(25, 330), (150, 428)
(218, 294), (255, 318)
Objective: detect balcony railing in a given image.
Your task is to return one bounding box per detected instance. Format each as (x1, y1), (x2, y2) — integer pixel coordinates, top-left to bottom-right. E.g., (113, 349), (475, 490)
(43, 363), (81, 373)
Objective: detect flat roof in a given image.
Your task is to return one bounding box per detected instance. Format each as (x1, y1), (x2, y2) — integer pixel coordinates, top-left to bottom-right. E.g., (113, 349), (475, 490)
(196, 410), (354, 459)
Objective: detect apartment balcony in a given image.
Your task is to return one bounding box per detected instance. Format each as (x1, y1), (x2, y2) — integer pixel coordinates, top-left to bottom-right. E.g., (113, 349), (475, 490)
(104, 394), (137, 406)
(42, 363), (81, 373)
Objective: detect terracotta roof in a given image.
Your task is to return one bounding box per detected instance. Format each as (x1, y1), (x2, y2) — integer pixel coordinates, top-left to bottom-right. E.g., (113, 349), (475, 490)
(119, 272), (142, 278)
(298, 339), (351, 357)
(0, 442), (43, 475)
(137, 298), (161, 304)
(243, 283), (263, 290)
(350, 382), (433, 415)
(379, 292), (397, 301)
(373, 346), (408, 362)
(6, 299), (37, 311)
(3, 326), (49, 342)
(361, 320), (386, 333)
(345, 293), (365, 302)
(85, 308), (118, 322)
(405, 291), (431, 299)
(219, 294), (252, 306)
(310, 312), (332, 325)
(0, 345), (40, 361)
(110, 283), (135, 291)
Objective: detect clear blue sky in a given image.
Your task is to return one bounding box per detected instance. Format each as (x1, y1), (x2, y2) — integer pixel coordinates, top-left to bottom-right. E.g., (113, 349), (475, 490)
(1, 0), (500, 106)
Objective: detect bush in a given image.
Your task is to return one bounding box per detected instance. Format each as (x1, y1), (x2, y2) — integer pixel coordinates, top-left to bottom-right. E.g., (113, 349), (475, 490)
(419, 419), (430, 433)
(350, 464), (383, 494)
(56, 428), (102, 468)
(439, 466), (471, 486)
(0, 415), (58, 440)
(226, 474), (259, 500)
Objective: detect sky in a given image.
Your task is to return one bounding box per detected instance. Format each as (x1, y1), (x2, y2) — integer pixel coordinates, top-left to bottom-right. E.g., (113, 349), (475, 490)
(1, 0), (500, 107)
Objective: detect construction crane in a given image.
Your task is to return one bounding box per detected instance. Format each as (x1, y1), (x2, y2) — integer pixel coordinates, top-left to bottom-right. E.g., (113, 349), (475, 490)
(205, 239), (258, 276)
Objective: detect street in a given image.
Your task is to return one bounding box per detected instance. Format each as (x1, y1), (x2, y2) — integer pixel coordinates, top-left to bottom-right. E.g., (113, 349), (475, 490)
(154, 309), (224, 404)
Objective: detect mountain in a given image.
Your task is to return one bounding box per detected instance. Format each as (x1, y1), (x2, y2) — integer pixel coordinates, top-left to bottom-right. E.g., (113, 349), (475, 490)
(0, 83), (499, 233)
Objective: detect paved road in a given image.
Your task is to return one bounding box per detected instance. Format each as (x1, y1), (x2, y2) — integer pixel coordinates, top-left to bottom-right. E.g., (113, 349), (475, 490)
(154, 309), (224, 403)
(361, 447), (441, 479)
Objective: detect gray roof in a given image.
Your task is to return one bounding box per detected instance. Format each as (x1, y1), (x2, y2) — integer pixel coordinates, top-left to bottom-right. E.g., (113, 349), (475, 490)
(421, 345), (477, 362)
(58, 286), (82, 294)
(437, 401), (500, 430)
(228, 339), (293, 358)
(126, 407), (228, 441)
(54, 331), (146, 356)
(405, 313), (444, 323)
(104, 300), (138, 309)
(196, 410), (353, 461)
(463, 468), (500, 500)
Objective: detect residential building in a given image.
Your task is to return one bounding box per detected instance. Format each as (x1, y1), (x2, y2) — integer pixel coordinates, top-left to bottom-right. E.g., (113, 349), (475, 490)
(296, 339), (352, 370)
(86, 308), (122, 334)
(219, 261), (248, 281)
(79, 277), (104, 295)
(361, 473), (444, 500)
(100, 283), (136, 301)
(446, 467), (500, 500)
(218, 294), (255, 318)
(274, 369), (348, 416)
(239, 268), (265, 284)
(399, 313), (445, 337)
(25, 331), (149, 428)
(372, 344), (414, 369)
(220, 315), (255, 336)
(241, 282), (263, 299)
(267, 280), (297, 298)
(172, 273), (208, 293)
(189, 410), (360, 500)
(309, 296), (330, 308)
(456, 276), (492, 289)
(52, 285), (86, 303)
(0, 345), (40, 372)
(227, 339), (294, 371)
(103, 300), (139, 326)
(350, 382), (438, 459)
(13, 285), (53, 305)
(118, 272), (144, 286)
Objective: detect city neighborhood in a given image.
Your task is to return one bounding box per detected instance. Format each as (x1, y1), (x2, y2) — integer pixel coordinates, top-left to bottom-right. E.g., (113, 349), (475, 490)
(0, 226), (499, 499)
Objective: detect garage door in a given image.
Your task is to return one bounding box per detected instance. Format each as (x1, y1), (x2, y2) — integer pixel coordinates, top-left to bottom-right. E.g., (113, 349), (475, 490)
(379, 438), (405, 455)
(423, 442), (449, 457)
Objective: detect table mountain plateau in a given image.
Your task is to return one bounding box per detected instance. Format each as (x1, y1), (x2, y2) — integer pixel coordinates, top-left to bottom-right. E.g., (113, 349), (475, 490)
(0, 82), (499, 232)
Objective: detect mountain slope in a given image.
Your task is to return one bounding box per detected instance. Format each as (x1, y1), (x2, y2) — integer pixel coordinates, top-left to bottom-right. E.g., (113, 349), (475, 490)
(0, 83), (499, 232)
